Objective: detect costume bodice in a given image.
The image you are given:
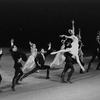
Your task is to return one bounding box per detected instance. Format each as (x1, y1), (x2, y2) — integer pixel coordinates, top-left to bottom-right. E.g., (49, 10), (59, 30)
(31, 48), (37, 57)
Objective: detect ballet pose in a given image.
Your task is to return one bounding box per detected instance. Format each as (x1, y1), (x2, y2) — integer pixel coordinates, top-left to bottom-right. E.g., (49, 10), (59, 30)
(9, 39), (27, 91)
(15, 41), (37, 84)
(19, 42), (52, 81)
(51, 20), (85, 72)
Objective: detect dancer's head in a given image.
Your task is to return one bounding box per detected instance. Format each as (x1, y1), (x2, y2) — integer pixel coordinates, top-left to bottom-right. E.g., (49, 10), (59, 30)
(12, 45), (17, 51)
(41, 48), (45, 53)
(61, 44), (65, 49)
(32, 44), (36, 49)
(29, 41), (36, 48)
(61, 39), (66, 45)
(65, 38), (72, 48)
(68, 29), (74, 35)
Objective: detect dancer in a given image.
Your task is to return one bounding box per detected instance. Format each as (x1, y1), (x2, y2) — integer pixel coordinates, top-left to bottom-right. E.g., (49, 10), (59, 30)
(9, 39), (27, 91)
(60, 38), (75, 83)
(50, 37), (72, 68)
(0, 48), (3, 84)
(61, 51), (74, 83)
(15, 41), (37, 84)
(20, 42), (52, 81)
(87, 31), (100, 72)
(22, 41), (37, 73)
(51, 20), (85, 72)
(50, 40), (66, 68)
(77, 28), (85, 73)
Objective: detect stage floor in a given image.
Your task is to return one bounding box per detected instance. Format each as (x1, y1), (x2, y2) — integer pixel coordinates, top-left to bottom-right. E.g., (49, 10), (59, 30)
(0, 48), (100, 100)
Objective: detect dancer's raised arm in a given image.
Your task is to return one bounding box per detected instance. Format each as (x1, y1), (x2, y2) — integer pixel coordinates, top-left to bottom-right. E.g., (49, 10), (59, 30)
(59, 34), (73, 39)
(72, 20), (75, 33)
(51, 48), (71, 55)
(48, 42), (51, 50)
(10, 39), (14, 46)
(29, 41), (33, 46)
(78, 28), (81, 39)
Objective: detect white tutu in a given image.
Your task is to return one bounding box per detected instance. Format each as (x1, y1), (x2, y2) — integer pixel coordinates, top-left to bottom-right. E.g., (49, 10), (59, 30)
(50, 52), (65, 67)
(22, 55), (36, 73)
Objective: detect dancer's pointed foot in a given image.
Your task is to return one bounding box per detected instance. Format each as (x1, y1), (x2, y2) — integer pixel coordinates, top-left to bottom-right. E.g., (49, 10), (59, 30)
(36, 70), (39, 73)
(46, 76), (50, 79)
(61, 80), (67, 83)
(86, 69), (89, 72)
(67, 80), (72, 83)
(19, 78), (23, 82)
(16, 82), (21, 85)
(19, 75), (26, 82)
(80, 70), (84, 74)
(61, 78), (67, 83)
(11, 85), (15, 91)
(96, 68), (100, 70)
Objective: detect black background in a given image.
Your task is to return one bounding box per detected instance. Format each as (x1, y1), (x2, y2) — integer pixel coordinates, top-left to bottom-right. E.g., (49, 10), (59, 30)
(0, 0), (100, 51)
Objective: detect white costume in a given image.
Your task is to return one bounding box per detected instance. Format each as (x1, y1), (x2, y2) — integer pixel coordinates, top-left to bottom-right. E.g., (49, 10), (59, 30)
(50, 45), (65, 67)
(50, 52), (65, 67)
(51, 35), (85, 71)
(22, 47), (37, 73)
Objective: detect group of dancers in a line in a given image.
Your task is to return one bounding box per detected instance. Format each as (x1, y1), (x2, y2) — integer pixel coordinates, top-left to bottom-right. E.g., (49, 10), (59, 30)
(0, 20), (100, 91)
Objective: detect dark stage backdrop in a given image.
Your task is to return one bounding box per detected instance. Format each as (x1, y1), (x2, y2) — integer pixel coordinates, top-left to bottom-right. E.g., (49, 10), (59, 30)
(0, 0), (100, 51)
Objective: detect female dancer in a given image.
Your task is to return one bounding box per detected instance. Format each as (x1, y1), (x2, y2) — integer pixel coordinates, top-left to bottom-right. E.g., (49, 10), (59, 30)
(51, 20), (85, 72)
(50, 40), (66, 68)
(77, 28), (85, 73)
(15, 41), (37, 84)
(22, 41), (37, 73)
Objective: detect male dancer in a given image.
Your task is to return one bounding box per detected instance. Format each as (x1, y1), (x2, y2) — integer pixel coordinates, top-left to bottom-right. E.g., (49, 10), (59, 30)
(61, 52), (74, 83)
(9, 39), (27, 91)
(87, 31), (100, 72)
(61, 38), (74, 83)
(19, 42), (52, 81)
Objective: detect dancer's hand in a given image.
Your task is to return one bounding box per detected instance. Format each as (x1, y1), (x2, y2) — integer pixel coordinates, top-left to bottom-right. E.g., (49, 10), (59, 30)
(11, 39), (14, 43)
(11, 39), (14, 46)
(18, 58), (22, 63)
(81, 67), (85, 72)
(72, 20), (74, 24)
(59, 35), (65, 37)
(48, 42), (51, 50)
(51, 52), (57, 55)
(29, 41), (33, 45)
